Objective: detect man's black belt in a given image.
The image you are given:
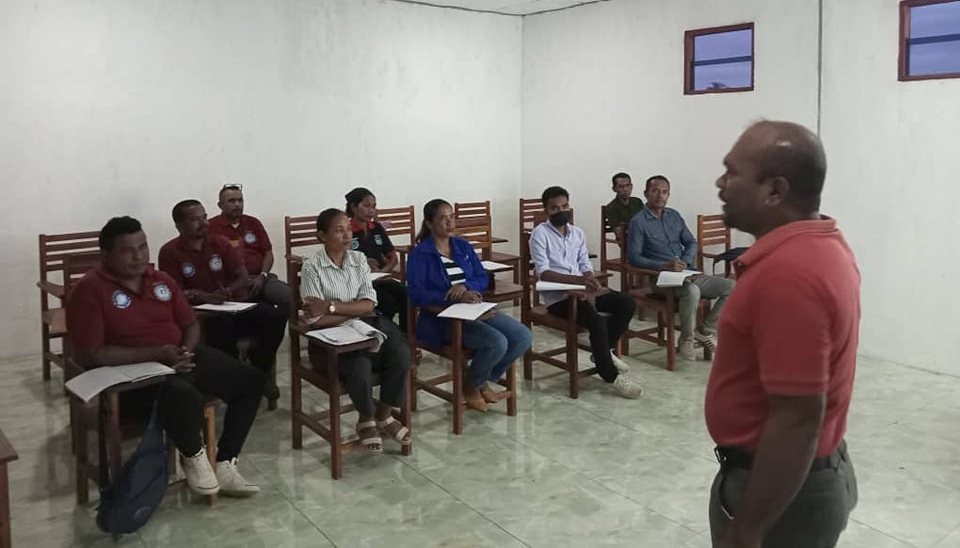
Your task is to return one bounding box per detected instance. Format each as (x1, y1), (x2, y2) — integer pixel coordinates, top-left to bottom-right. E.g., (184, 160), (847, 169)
(715, 441), (847, 472)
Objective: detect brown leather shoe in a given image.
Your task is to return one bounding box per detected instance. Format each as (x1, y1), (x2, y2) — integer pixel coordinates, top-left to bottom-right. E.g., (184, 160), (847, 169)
(462, 383), (488, 412)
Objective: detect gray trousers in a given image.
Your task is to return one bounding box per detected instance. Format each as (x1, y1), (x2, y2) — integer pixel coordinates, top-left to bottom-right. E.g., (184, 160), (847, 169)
(654, 274), (734, 340)
(307, 316), (410, 418)
(260, 274), (292, 311)
(709, 442), (858, 548)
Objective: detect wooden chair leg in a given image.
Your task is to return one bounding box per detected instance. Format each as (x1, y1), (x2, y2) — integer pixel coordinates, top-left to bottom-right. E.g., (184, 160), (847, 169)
(401, 370), (413, 457)
(452, 355), (464, 436)
(74, 400), (89, 504)
(523, 348), (533, 381)
(566, 330), (579, 399)
(291, 363), (303, 450)
(666, 306), (676, 372)
(41, 326), (51, 381)
(410, 364), (419, 412)
(105, 393), (122, 485)
(329, 380), (343, 480)
(203, 405), (218, 506)
(506, 361), (517, 417)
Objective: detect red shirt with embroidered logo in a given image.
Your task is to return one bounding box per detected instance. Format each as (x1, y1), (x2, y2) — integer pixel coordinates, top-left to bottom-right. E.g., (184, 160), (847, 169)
(705, 217), (861, 457)
(157, 235), (244, 293)
(66, 265), (195, 352)
(208, 214), (272, 275)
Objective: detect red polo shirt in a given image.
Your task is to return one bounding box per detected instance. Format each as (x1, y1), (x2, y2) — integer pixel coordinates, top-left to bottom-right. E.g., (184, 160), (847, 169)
(208, 214), (272, 275)
(66, 265), (195, 353)
(705, 217), (860, 457)
(157, 234), (244, 293)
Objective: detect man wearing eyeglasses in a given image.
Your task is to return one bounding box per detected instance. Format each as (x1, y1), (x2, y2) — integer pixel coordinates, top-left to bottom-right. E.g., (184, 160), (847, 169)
(158, 199), (287, 406)
(209, 184), (291, 311)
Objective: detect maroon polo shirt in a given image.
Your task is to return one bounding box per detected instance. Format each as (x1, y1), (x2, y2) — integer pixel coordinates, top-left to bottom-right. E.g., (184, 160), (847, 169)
(208, 213), (272, 275)
(66, 265), (195, 353)
(157, 234), (244, 293)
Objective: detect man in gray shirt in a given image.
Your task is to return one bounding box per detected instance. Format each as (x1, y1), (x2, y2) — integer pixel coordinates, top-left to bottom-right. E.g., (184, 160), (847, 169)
(627, 175), (734, 360)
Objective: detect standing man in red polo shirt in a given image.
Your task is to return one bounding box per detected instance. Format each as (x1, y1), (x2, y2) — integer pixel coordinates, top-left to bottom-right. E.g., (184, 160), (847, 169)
(158, 200), (287, 405)
(706, 121), (859, 548)
(67, 216), (262, 497)
(209, 183), (291, 311)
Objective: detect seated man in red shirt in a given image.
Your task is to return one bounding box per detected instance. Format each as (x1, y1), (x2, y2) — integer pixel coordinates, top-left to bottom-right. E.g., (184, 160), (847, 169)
(158, 200), (287, 403)
(67, 216), (262, 497)
(706, 121), (859, 547)
(208, 183), (291, 311)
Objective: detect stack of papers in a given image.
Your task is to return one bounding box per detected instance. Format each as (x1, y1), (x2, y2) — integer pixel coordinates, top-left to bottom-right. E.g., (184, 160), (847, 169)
(535, 281), (587, 292)
(66, 362), (175, 403)
(306, 319), (387, 352)
(437, 302), (497, 321)
(656, 270), (701, 288)
(194, 301), (257, 313)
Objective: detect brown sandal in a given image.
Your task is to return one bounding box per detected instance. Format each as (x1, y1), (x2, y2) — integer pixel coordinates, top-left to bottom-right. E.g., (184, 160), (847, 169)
(480, 384), (507, 403)
(356, 420), (383, 455)
(377, 416), (412, 446)
(462, 382), (488, 412)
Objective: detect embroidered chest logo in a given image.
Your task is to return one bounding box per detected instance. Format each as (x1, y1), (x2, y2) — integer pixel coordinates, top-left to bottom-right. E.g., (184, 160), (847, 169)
(373, 235), (383, 246)
(112, 290), (132, 309)
(243, 231), (257, 244)
(182, 263), (196, 278)
(153, 283), (172, 302)
(350, 238), (360, 251)
(209, 254), (223, 272)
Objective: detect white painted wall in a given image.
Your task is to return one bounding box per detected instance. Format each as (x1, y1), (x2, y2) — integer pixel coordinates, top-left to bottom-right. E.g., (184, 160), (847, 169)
(0, 0), (522, 360)
(821, 0), (960, 376)
(521, 0), (820, 253)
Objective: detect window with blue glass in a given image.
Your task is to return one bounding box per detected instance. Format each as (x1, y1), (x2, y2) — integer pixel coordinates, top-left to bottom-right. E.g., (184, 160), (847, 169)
(684, 23), (754, 94)
(900, 0), (960, 80)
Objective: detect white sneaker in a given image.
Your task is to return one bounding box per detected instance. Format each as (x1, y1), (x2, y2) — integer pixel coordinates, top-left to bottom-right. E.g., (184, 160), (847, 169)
(215, 458), (261, 497)
(695, 331), (717, 352)
(180, 448), (219, 496)
(590, 351), (630, 373)
(678, 339), (696, 361)
(610, 375), (643, 399)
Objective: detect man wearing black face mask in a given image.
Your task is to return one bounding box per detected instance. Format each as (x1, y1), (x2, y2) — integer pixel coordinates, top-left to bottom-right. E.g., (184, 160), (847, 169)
(529, 186), (644, 399)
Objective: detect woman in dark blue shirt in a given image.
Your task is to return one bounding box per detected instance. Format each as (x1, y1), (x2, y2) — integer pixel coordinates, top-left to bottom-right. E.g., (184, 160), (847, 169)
(406, 199), (532, 412)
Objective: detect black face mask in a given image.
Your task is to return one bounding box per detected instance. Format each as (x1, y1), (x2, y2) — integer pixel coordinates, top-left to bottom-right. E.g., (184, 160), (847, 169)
(549, 210), (570, 227)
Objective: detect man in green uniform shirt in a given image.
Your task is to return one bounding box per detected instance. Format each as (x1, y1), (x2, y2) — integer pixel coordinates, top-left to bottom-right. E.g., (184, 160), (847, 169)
(604, 172), (645, 234)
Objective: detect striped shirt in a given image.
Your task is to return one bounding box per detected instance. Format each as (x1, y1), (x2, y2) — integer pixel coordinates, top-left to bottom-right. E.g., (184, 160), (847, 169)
(440, 255), (466, 286)
(300, 246), (378, 305)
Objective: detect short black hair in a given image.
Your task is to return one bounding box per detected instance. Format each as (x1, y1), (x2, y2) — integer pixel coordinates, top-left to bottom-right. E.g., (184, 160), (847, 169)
(316, 208), (347, 232)
(611, 172), (631, 187)
(344, 187), (374, 218)
(644, 175), (670, 192)
(172, 199), (202, 223)
(541, 186), (569, 208)
(99, 216), (143, 251)
(750, 121), (827, 213)
(218, 184), (242, 201)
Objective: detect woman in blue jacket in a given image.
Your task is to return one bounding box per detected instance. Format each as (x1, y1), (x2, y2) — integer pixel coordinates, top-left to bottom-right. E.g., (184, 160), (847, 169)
(406, 199), (532, 412)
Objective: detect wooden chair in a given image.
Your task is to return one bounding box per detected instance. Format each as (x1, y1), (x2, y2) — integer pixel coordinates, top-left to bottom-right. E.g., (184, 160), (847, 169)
(37, 230), (101, 381)
(599, 205), (631, 293)
(406, 297), (520, 435)
(283, 215), (318, 276)
(518, 231), (603, 399)
(518, 198), (542, 240)
(697, 214), (733, 277)
(287, 261), (412, 479)
(454, 201), (521, 285)
(377, 205), (416, 280)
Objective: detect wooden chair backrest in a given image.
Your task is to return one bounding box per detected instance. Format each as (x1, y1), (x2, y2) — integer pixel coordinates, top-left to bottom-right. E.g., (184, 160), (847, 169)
(454, 201), (491, 221)
(518, 229), (541, 313)
(38, 231), (101, 306)
(284, 215), (317, 259)
(519, 198), (541, 237)
(452, 216), (494, 260)
(62, 252), (101, 298)
(377, 205), (416, 248)
(599, 205), (623, 270)
(696, 214), (731, 272)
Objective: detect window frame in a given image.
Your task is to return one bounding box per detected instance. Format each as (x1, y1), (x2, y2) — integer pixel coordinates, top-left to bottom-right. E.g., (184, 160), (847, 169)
(683, 22), (755, 95)
(899, 0), (960, 81)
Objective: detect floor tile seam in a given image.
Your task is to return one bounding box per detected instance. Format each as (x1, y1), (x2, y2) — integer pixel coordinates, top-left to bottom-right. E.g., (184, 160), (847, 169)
(260, 480), (341, 548)
(931, 521), (960, 547)
(848, 517), (920, 547)
(389, 454), (533, 547)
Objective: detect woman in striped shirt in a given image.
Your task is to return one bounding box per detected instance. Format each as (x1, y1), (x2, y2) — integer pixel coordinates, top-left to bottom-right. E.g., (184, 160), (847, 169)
(301, 208), (412, 454)
(407, 199), (532, 412)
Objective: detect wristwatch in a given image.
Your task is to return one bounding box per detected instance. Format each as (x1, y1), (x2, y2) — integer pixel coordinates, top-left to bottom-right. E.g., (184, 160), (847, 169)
(328, 302), (337, 315)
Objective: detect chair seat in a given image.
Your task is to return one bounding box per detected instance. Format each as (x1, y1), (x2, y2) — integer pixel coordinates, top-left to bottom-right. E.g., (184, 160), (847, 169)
(42, 308), (67, 335)
(529, 305), (587, 332)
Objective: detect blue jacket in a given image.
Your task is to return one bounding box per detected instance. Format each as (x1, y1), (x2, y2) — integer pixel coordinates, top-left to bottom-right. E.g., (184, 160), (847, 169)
(407, 236), (488, 347)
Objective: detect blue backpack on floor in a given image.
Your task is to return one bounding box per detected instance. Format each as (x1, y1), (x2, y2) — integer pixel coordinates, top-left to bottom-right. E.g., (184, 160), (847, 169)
(96, 398), (168, 537)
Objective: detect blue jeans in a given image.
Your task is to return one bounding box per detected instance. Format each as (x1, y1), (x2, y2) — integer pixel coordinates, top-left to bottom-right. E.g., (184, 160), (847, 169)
(445, 312), (533, 388)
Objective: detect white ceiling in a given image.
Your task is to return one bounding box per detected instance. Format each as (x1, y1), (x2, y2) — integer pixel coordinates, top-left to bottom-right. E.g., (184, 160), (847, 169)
(406, 0), (606, 16)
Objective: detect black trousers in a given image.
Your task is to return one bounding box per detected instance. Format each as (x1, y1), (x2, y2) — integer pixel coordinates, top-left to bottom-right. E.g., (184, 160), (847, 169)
(373, 279), (408, 332)
(122, 345), (264, 461)
(202, 302), (288, 374)
(709, 441), (859, 548)
(307, 316), (410, 418)
(546, 291), (636, 383)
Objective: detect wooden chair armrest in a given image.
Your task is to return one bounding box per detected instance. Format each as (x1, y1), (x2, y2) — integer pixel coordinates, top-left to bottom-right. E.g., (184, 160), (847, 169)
(490, 236), (509, 244)
(286, 254), (304, 265)
(622, 265), (660, 278)
(700, 252), (722, 259)
(394, 245), (411, 254)
(37, 280), (66, 299)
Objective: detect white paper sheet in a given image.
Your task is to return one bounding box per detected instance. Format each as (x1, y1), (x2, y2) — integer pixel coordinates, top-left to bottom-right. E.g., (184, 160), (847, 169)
(306, 319), (387, 351)
(481, 261), (512, 272)
(65, 362), (175, 403)
(656, 270), (701, 288)
(535, 281), (587, 292)
(368, 272), (392, 281)
(194, 301), (257, 313)
(437, 302), (497, 321)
